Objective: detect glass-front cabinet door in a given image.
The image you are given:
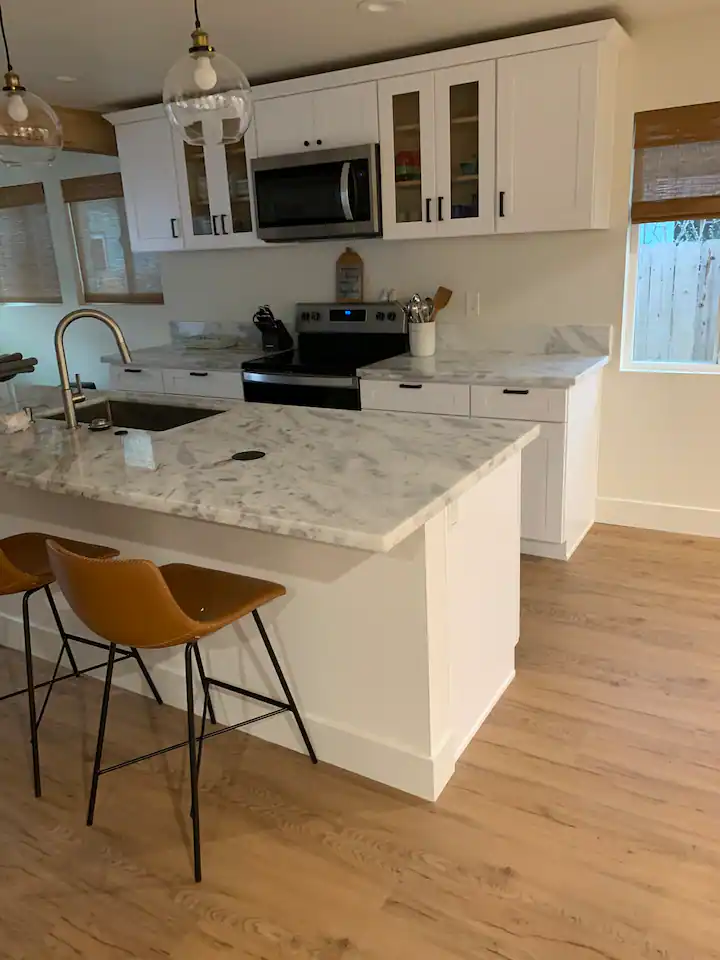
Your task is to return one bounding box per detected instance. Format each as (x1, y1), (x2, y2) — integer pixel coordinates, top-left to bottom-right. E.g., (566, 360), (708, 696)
(173, 121), (262, 249)
(434, 61), (496, 237)
(378, 73), (436, 240)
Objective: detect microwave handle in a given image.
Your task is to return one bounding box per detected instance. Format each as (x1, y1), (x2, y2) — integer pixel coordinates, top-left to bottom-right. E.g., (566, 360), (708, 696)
(340, 161), (353, 222)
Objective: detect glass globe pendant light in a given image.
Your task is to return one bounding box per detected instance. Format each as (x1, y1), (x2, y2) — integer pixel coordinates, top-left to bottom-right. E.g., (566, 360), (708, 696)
(163, 0), (253, 147)
(0, 2), (62, 166)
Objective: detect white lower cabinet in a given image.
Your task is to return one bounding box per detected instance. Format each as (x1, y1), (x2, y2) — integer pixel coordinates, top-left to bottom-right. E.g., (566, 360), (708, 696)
(108, 366), (165, 394)
(161, 369), (244, 400)
(361, 373), (602, 560)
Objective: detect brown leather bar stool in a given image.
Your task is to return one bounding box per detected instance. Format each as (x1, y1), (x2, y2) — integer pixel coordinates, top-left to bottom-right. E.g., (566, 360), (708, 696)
(47, 540), (317, 883)
(0, 533), (162, 798)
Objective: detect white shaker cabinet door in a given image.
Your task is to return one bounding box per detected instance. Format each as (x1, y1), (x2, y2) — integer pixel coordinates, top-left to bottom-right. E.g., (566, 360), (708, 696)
(496, 43), (604, 233)
(312, 83), (379, 149)
(433, 60), (496, 237)
(253, 93), (315, 157)
(518, 420), (566, 544)
(115, 117), (183, 251)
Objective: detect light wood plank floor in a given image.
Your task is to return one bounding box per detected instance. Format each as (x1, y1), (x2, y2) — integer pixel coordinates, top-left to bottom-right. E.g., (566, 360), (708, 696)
(1, 524), (720, 959)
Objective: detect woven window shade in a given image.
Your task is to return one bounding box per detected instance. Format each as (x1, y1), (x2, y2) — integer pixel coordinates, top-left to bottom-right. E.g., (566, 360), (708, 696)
(61, 172), (124, 204)
(0, 182), (61, 303)
(633, 102), (720, 223)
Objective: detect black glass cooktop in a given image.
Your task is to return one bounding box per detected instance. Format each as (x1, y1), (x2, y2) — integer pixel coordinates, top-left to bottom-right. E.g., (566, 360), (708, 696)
(242, 333), (408, 378)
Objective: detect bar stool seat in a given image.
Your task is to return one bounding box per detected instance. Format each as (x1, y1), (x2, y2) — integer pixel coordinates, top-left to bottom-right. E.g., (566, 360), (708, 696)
(0, 532), (163, 798)
(46, 541), (317, 883)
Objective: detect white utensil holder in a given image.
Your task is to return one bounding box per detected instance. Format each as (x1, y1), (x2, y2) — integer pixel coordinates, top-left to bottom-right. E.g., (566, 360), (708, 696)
(409, 321), (436, 358)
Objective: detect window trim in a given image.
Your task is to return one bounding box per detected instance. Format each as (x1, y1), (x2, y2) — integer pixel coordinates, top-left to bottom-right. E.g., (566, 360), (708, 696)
(621, 222), (720, 375)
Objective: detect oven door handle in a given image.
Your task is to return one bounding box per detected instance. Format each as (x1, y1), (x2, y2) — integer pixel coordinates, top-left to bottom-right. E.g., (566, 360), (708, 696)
(243, 371), (358, 389)
(340, 161), (354, 222)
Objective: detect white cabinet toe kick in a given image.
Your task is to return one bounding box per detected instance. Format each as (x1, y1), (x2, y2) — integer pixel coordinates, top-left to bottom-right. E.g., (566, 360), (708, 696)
(360, 374), (602, 560)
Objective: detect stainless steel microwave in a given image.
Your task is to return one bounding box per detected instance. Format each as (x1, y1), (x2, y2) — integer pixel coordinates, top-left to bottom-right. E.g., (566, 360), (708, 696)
(252, 143), (381, 242)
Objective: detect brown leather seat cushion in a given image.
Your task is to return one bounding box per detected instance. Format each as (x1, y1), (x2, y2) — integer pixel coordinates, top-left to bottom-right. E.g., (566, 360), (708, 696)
(0, 533), (119, 595)
(160, 563), (286, 631)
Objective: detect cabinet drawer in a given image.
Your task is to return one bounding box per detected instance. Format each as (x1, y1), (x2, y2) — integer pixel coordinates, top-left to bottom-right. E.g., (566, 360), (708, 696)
(109, 366), (165, 394)
(361, 380), (470, 417)
(470, 385), (567, 422)
(162, 368), (244, 400)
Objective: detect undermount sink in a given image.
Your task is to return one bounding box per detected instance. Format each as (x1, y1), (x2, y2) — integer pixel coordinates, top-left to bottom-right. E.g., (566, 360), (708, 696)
(46, 399), (226, 432)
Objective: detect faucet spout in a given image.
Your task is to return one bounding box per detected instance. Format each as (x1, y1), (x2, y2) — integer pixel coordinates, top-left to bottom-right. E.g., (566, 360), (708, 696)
(54, 309), (132, 429)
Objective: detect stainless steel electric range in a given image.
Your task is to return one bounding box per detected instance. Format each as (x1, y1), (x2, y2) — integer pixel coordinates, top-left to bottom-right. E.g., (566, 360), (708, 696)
(241, 302), (408, 410)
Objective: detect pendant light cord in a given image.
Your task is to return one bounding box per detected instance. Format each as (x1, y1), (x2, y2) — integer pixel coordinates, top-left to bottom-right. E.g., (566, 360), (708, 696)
(0, 4), (13, 73)
(194, 0), (201, 28)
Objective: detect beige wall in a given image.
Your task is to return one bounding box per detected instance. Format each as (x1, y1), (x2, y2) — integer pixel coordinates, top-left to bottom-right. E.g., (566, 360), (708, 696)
(2, 11), (720, 533)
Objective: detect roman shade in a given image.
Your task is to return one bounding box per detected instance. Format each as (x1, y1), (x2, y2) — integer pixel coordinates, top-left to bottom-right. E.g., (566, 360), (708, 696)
(0, 182), (62, 303)
(61, 173), (124, 204)
(632, 101), (720, 223)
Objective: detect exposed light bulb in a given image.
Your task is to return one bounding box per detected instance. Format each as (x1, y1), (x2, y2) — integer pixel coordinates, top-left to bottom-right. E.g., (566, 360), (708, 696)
(193, 56), (217, 91)
(7, 91), (28, 122)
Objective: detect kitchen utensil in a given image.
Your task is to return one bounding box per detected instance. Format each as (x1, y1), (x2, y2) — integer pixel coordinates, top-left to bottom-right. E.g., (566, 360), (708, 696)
(431, 286), (453, 319)
(253, 305), (294, 353)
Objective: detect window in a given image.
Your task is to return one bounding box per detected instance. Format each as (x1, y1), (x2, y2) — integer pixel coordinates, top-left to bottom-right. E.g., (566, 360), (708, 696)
(0, 182), (61, 303)
(62, 173), (163, 304)
(625, 102), (720, 371)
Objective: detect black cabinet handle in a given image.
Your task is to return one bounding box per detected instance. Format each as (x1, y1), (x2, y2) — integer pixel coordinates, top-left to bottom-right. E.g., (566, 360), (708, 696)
(317, 139), (323, 146)
(220, 214), (229, 235)
(211, 214), (220, 236)
(189, 371), (209, 377)
(304, 140), (310, 147)
(499, 191), (506, 218)
(438, 196), (444, 221)
(425, 198), (431, 223)
(124, 368), (143, 374)
(399, 383), (423, 390)
(170, 217), (178, 239)
(502, 388), (529, 395)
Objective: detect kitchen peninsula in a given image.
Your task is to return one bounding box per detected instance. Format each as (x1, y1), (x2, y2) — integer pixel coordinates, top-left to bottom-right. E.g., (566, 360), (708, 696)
(0, 398), (537, 799)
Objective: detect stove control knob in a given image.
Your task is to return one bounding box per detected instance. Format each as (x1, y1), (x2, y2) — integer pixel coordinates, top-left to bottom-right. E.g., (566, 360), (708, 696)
(311, 311), (321, 321)
(300, 311), (310, 321)
(376, 311), (385, 321)
(387, 311), (397, 322)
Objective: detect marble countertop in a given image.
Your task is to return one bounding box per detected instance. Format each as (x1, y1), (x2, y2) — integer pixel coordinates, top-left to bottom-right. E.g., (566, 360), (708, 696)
(0, 397), (538, 553)
(101, 343), (267, 372)
(359, 350), (609, 388)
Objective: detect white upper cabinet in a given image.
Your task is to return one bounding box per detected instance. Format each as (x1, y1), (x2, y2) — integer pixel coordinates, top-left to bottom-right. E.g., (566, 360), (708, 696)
(496, 43), (614, 233)
(173, 121), (262, 249)
(112, 116), (183, 252)
(254, 82), (379, 157)
(379, 62), (496, 240)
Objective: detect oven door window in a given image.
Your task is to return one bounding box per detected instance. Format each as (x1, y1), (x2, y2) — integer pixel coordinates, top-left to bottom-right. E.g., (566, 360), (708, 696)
(255, 159), (370, 229)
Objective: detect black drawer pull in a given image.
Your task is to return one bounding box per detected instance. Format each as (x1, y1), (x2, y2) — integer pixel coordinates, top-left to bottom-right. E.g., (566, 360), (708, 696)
(189, 371), (209, 377)
(502, 388), (529, 395)
(124, 368), (143, 373)
(399, 383), (423, 390)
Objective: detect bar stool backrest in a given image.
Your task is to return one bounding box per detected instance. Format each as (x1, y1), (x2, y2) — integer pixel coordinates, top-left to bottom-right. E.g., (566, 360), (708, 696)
(46, 540), (200, 648)
(0, 546), (36, 596)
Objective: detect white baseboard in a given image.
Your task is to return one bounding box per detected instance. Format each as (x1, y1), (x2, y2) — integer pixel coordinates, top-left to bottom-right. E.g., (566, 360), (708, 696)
(0, 612), (444, 801)
(521, 538), (569, 561)
(453, 669), (516, 762)
(597, 498), (720, 539)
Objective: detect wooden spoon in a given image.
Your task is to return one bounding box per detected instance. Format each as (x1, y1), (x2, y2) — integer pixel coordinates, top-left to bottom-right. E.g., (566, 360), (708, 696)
(431, 286), (453, 320)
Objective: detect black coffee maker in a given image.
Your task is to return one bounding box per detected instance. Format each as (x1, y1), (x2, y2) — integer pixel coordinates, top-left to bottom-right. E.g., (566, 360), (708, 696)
(253, 305), (294, 353)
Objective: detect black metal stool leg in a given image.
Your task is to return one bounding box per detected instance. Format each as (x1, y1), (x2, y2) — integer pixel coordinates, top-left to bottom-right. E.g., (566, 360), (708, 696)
(43, 585), (80, 678)
(185, 644), (202, 882)
(22, 589), (42, 798)
(87, 643), (116, 827)
(252, 609), (317, 764)
(192, 644), (217, 725)
(129, 648), (163, 705)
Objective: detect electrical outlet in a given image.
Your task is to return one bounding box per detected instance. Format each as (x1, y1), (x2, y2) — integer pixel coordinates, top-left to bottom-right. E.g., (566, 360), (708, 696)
(465, 292), (481, 317)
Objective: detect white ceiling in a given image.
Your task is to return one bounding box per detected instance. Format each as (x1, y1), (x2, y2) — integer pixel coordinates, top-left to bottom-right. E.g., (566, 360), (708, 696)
(2, 0), (718, 111)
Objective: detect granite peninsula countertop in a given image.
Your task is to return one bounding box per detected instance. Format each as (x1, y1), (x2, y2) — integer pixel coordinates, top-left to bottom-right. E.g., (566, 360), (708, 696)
(0, 399), (538, 552)
(359, 350), (609, 389)
(101, 343), (266, 372)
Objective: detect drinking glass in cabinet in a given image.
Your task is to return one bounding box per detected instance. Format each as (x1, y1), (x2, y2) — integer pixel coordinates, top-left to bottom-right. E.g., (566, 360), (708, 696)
(392, 91), (423, 223)
(183, 142), (213, 236)
(225, 141), (252, 234)
(449, 81), (480, 219)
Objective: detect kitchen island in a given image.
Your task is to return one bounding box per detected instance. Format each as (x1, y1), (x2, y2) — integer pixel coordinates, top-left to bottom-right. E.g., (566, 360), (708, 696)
(0, 397), (537, 799)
